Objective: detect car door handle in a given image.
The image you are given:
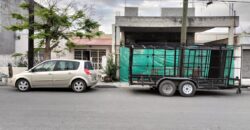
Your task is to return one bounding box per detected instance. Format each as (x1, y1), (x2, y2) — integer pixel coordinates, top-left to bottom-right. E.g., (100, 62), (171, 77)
(48, 73), (52, 75)
(68, 72), (72, 74)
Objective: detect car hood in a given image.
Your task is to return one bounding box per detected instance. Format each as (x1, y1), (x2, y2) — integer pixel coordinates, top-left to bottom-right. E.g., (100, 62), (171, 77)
(13, 71), (29, 77)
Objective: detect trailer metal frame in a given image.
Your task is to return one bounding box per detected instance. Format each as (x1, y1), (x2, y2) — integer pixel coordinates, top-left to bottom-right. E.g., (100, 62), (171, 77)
(128, 45), (242, 96)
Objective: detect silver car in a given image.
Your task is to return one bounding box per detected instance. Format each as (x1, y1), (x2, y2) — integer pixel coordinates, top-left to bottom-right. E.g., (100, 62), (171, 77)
(9, 59), (98, 92)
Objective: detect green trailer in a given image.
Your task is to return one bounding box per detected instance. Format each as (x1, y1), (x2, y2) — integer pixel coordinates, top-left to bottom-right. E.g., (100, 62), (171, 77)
(120, 45), (242, 97)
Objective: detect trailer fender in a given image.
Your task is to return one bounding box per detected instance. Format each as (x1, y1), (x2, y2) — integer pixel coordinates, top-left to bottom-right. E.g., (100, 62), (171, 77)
(156, 77), (198, 88)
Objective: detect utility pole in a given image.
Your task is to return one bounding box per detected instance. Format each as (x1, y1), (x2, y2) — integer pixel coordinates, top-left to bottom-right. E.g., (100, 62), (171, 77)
(179, 0), (189, 77)
(28, 0), (34, 69)
(181, 0), (188, 45)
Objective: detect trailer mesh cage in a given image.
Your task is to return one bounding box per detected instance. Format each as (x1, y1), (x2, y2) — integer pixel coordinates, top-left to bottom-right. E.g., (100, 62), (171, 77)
(120, 45), (242, 89)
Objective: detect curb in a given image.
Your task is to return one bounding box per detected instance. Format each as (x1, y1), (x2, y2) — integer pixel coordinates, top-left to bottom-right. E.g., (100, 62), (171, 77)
(96, 82), (150, 88)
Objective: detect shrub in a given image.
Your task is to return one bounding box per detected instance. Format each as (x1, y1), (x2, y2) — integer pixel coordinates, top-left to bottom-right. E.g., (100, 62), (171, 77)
(105, 55), (118, 81)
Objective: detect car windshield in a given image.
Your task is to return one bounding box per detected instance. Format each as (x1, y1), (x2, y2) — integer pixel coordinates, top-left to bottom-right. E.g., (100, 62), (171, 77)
(33, 61), (56, 72)
(84, 62), (93, 70)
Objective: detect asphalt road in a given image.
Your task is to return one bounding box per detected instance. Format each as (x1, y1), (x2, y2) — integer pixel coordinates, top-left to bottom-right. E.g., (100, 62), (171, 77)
(0, 85), (250, 130)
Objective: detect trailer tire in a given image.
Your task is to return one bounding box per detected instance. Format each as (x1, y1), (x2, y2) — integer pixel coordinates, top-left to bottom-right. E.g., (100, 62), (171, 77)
(178, 81), (196, 97)
(158, 80), (176, 96)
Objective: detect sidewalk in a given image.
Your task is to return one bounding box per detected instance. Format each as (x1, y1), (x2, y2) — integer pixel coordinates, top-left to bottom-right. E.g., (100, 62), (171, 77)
(95, 81), (150, 88)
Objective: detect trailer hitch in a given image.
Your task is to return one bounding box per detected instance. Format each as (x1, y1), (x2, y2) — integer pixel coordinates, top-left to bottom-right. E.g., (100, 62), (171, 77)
(236, 87), (242, 94)
(235, 77), (241, 94)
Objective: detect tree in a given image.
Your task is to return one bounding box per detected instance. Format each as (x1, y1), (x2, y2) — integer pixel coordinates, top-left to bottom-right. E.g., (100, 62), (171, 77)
(6, 0), (102, 60)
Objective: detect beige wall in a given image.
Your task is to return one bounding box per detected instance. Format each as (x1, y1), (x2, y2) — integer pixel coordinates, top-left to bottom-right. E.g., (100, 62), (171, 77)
(73, 45), (112, 56)
(0, 67), (27, 76)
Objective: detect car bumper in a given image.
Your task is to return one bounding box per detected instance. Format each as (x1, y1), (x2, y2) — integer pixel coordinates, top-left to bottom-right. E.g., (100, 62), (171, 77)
(87, 80), (98, 87)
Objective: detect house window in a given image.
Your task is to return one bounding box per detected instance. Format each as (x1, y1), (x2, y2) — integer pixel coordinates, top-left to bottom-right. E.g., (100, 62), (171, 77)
(74, 49), (106, 69)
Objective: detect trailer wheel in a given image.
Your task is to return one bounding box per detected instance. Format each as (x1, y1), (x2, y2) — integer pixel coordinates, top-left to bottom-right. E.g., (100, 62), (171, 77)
(178, 81), (196, 97)
(158, 80), (176, 96)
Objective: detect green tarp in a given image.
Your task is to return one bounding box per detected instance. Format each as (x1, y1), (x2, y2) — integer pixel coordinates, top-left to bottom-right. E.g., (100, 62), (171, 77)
(120, 47), (130, 82)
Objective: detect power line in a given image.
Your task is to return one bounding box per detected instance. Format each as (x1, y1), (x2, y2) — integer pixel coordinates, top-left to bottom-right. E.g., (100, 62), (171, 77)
(123, 0), (250, 3)
(199, 0), (250, 3)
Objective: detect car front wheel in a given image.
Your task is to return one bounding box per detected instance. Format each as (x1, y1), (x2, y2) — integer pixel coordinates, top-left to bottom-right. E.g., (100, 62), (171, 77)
(16, 79), (30, 92)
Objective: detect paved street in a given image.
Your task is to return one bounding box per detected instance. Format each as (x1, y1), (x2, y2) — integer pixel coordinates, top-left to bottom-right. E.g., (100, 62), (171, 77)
(0, 85), (250, 130)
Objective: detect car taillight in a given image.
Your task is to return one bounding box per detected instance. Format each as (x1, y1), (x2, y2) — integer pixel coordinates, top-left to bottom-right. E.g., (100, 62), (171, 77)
(84, 69), (91, 75)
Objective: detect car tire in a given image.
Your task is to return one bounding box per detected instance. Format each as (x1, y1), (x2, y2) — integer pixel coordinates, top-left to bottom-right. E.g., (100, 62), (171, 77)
(71, 79), (87, 93)
(178, 81), (196, 97)
(16, 79), (30, 92)
(158, 80), (176, 96)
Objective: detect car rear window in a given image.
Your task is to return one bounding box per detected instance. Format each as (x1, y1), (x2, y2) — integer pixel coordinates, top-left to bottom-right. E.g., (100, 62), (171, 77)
(84, 62), (94, 70)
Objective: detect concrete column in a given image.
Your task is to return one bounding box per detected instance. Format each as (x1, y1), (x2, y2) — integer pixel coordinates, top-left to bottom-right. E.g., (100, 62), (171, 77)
(115, 26), (120, 63)
(234, 46), (241, 79)
(228, 26), (234, 45)
(121, 32), (125, 45)
(115, 26), (120, 46)
(112, 24), (116, 55)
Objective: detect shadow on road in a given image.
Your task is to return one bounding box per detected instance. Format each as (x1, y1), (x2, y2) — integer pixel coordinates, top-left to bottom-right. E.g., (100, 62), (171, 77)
(95, 85), (117, 88)
(130, 88), (159, 96)
(130, 88), (238, 97)
(7, 87), (97, 93)
(194, 90), (236, 97)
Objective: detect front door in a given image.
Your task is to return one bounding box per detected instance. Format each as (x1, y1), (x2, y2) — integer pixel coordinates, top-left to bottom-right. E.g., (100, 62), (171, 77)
(31, 61), (56, 87)
(82, 51), (90, 60)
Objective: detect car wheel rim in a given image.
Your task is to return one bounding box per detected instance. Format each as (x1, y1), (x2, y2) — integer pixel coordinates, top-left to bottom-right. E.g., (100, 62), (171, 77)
(74, 81), (84, 92)
(162, 84), (173, 94)
(182, 84), (193, 94)
(18, 81), (29, 91)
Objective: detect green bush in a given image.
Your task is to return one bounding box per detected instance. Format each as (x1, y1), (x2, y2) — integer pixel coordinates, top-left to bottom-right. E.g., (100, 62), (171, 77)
(105, 55), (118, 81)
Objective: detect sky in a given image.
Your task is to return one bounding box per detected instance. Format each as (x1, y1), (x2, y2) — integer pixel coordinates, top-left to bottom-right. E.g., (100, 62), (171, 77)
(36, 0), (250, 34)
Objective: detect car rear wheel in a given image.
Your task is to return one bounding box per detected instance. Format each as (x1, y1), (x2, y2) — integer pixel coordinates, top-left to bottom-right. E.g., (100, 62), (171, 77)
(158, 80), (176, 96)
(71, 79), (87, 93)
(178, 81), (196, 97)
(16, 79), (30, 92)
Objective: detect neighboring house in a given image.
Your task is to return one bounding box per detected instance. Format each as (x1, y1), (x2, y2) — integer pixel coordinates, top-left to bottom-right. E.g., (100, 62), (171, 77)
(0, 0), (25, 66)
(204, 33), (250, 86)
(0, 0), (43, 66)
(6, 29), (112, 70)
(240, 33), (250, 86)
(48, 34), (112, 70)
(71, 35), (112, 70)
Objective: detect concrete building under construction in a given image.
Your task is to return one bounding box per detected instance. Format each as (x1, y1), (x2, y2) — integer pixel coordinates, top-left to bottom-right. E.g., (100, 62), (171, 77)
(112, 7), (239, 54)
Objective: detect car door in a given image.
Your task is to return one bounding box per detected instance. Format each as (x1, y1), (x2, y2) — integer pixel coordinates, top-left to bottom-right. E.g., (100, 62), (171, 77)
(31, 61), (56, 88)
(52, 61), (79, 87)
